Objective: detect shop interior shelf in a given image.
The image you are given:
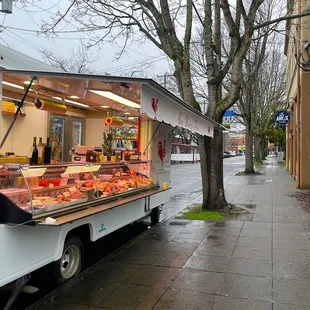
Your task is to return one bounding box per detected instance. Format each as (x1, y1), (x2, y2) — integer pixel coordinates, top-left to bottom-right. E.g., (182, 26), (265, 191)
(113, 137), (138, 141)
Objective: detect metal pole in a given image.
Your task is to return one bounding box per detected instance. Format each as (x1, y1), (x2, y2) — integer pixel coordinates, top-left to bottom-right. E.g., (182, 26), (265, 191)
(0, 76), (36, 149)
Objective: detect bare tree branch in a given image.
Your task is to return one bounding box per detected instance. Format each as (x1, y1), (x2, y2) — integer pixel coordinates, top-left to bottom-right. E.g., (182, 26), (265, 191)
(254, 10), (310, 30)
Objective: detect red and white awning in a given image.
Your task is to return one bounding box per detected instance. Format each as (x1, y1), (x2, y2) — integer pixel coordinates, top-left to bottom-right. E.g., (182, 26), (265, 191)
(140, 85), (214, 137)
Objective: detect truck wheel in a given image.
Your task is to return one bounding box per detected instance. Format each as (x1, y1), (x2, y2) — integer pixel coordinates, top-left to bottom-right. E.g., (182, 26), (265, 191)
(53, 237), (83, 285)
(150, 207), (160, 225)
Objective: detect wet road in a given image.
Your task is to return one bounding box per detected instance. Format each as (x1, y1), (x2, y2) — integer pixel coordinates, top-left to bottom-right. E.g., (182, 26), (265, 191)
(0, 156), (245, 310)
(162, 156), (245, 220)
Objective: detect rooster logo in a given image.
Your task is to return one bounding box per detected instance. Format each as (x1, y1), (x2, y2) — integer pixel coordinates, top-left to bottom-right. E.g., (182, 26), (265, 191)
(157, 140), (166, 166)
(152, 98), (158, 120)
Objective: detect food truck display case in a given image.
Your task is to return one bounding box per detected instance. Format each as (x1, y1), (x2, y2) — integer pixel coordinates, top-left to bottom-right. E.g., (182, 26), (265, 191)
(0, 161), (159, 226)
(0, 63), (219, 309)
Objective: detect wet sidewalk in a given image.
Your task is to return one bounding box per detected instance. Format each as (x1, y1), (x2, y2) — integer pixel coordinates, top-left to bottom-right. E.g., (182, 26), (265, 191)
(35, 158), (310, 310)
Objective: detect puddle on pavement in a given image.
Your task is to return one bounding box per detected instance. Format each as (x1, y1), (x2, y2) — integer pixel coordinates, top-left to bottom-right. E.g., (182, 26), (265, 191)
(206, 235), (219, 240)
(169, 221), (189, 226)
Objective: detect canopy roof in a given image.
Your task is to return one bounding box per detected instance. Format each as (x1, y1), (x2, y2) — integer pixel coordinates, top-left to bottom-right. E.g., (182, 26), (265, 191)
(0, 44), (63, 72)
(2, 68), (221, 137)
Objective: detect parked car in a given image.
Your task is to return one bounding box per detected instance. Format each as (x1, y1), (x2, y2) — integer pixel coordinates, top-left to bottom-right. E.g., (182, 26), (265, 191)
(223, 152), (230, 158)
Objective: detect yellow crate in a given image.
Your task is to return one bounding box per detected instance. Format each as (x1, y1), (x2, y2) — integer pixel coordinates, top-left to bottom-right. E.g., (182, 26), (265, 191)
(2, 101), (15, 112)
(2, 100), (15, 108)
(0, 156), (29, 164)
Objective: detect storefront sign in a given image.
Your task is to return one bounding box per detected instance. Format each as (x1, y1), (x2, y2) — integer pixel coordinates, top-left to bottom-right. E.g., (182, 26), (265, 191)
(274, 110), (290, 126)
(141, 86), (214, 137)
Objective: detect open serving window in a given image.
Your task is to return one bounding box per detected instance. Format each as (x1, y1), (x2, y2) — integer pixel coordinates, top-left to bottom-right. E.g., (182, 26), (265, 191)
(0, 161), (158, 224)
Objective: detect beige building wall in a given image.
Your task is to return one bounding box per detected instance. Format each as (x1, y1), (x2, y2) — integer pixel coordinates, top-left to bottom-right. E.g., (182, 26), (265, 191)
(85, 110), (108, 146)
(285, 0), (310, 188)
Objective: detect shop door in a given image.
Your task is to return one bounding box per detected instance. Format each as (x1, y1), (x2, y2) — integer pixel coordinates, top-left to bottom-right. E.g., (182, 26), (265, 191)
(50, 115), (85, 162)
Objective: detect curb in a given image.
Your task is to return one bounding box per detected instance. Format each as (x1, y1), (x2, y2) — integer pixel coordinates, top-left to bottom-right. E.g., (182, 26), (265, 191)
(161, 193), (203, 224)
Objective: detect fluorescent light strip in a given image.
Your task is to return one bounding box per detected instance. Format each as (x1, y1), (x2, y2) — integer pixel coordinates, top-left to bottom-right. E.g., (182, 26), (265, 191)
(90, 90), (140, 109)
(3, 81), (24, 90)
(3, 81), (34, 92)
(52, 96), (89, 108)
(65, 99), (89, 108)
(2, 96), (33, 105)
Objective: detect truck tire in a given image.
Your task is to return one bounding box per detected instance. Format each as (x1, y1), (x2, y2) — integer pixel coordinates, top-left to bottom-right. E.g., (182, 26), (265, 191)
(53, 237), (83, 285)
(150, 207), (160, 225)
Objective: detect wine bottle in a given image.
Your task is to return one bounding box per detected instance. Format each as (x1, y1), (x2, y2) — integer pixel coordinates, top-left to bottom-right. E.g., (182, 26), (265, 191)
(44, 137), (51, 164)
(30, 137), (38, 165)
(38, 137), (43, 164)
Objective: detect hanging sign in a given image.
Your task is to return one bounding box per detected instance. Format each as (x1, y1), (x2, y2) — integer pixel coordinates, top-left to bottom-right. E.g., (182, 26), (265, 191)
(274, 110), (290, 126)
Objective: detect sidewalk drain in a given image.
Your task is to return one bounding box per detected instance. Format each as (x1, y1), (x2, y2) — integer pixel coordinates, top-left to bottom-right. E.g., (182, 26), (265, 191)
(240, 203), (256, 209)
(169, 221), (188, 226)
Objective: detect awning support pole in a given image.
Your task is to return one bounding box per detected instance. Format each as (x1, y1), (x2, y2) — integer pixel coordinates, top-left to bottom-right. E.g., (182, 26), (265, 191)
(0, 76), (37, 149)
(142, 122), (162, 155)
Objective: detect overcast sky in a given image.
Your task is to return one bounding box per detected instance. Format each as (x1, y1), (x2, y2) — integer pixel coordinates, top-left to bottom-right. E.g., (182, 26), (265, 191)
(0, 1), (171, 77)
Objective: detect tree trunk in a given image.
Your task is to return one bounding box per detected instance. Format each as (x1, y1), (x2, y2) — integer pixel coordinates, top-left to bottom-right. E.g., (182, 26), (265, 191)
(175, 66), (228, 210)
(199, 135), (210, 209)
(199, 129), (227, 210)
(245, 127), (254, 173)
(209, 128), (226, 209)
(261, 138), (267, 160)
(254, 136), (262, 163)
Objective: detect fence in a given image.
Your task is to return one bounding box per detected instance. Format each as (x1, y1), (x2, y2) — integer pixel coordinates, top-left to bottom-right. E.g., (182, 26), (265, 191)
(171, 143), (200, 163)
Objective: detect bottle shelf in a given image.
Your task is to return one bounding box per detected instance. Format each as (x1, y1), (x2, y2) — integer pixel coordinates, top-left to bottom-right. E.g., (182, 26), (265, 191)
(113, 138), (137, 141)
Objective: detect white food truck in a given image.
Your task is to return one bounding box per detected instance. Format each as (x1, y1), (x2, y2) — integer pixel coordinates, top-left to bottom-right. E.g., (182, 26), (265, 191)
(0, 47), (218, 309)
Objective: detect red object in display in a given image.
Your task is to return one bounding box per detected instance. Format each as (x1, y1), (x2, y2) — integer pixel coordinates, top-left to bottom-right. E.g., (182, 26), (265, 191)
(39, 179), (49, 187)
(50, 179), (61, 186)
(137, 115), (141, 152)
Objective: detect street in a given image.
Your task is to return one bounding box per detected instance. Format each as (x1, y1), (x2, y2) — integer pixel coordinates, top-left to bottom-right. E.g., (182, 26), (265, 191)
(163, 156), (245, 219)
(0, 157), (245, 310)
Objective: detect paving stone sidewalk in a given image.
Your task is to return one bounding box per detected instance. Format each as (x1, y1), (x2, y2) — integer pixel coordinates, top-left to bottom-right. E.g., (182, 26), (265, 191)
(37, 157), (310, 310)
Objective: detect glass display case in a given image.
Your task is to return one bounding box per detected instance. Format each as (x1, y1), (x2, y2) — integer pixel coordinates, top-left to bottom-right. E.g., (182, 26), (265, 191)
(0, 161), (158, 224)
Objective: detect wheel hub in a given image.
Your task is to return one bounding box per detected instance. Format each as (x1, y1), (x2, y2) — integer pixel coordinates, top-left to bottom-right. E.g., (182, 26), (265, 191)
(60, 244), (80, 279)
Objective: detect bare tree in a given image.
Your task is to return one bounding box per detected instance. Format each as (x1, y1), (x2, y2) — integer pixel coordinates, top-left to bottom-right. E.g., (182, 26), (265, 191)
(236, 28), (286, 172)
(40, 42), (96, 73)
(20, 0), (302, 209)
(253, 43), (286, 160)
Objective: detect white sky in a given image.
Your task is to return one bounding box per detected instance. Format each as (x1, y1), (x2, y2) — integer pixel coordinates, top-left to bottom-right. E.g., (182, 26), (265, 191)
(0, 1), (171, 77)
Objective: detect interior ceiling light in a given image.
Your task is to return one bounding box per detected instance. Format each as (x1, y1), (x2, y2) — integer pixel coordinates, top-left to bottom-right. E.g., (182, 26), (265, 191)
(101, 105), (109, 108)
(65, 98), (89, 108)
(2, 95), (33, 105)
(3, 81), (24, 90)
(69, 95), (79, 99)
(124, 112), (131, 115)
(52, 96), (89, 108)
(24, 80), (36, 85)
(89, 90), (140, 109)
